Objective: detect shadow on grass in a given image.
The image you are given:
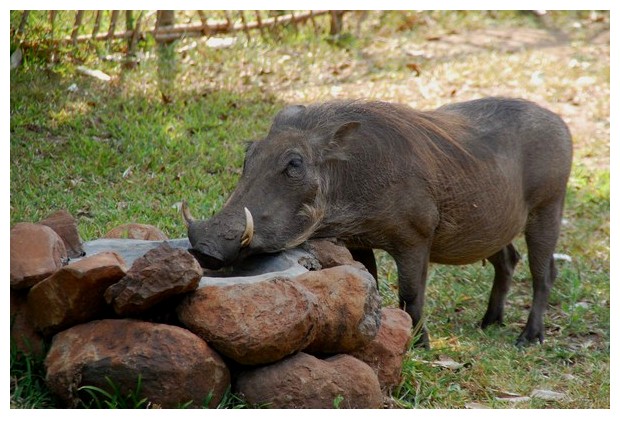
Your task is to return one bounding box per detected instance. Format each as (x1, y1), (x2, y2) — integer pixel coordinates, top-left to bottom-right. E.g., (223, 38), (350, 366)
(10, 57), (283, 241)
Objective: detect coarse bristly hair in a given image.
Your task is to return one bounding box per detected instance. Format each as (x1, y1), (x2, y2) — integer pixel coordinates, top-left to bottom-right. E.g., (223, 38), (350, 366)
(264, 99), (479, 247)
(272, 99), (476, 180)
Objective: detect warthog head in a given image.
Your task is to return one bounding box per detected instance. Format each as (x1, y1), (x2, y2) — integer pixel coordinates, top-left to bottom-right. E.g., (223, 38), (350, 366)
(182, 104), (361, 270)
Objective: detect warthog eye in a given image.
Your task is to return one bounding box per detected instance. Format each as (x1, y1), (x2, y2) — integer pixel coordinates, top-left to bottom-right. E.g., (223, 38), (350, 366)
(288, 158), (303, 169)
(285, 156), (304, 178)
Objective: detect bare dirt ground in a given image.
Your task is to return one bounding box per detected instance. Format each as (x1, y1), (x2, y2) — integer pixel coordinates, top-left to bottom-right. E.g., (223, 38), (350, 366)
(269, 20), (610, 169)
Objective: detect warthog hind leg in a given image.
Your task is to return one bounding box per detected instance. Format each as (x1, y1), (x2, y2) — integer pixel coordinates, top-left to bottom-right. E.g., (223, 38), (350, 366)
(481, 243), (521, 329)
(516, 199), (564, 347)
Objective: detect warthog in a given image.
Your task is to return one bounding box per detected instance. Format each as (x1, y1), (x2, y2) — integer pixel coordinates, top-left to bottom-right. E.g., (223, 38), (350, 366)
(183, 97), (573, 347)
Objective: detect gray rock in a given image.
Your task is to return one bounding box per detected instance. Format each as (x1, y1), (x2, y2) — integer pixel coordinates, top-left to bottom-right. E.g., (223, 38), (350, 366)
(79, 238), (190, 268)
(104, 223), (168, 241)
(198, 248), (314, 287)
(79, 238), (318, 285)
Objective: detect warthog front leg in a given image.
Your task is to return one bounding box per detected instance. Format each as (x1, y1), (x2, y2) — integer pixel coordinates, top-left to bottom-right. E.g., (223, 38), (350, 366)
(349, 247), (378, 283)
(393, 243), (432, 349)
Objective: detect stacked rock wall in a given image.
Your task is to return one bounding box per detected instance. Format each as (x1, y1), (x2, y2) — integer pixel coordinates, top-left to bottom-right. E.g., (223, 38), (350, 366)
(10, 210), (413, 409)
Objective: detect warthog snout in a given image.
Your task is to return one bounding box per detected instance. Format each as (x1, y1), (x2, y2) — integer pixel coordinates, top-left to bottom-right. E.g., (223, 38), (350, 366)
(182, 201), (254, 270)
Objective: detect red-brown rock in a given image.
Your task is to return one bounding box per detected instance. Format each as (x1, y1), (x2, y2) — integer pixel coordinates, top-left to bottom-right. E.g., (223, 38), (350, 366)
(10, 222), (67, 290)
(45, 319), (230, 408)
(177, 278), (319, 366)
(302, 239), (365, 270)
(39, 209), (84, 258)
(104, 223), (168, 241)
(104, 243), (201, 316)
(235, 352), (383, 409)
(350, 308), (413, 391)
(10, 289), (45, 358)
(298, 265), (382, 354)
(27, 252), (127, 336)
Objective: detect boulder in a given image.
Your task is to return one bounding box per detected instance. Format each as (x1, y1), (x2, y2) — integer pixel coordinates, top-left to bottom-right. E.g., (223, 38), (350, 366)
(81, 238), (190, 269)
(79, 238), (316, 277)
(177, 277), (319, 366)
(10, 222), (67, 290)
(235, 352), (383, 409)
(298, 265), (382, 354)
(104, 223), (168, 241)
(104, 243), (202, 316)
(45, 319), (230, 408)
(39, 209), (84, 258)
(302, 239), (364, 270)
(350, 308), (413, 391)
(10, 289), (45, 358)
(27, 252), (127, 336)
(199, 248), (317, 285)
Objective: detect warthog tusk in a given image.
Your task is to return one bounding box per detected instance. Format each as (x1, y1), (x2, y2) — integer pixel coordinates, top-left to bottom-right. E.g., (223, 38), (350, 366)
(241, 207), (254, 248)
(181, 200), (195, 227)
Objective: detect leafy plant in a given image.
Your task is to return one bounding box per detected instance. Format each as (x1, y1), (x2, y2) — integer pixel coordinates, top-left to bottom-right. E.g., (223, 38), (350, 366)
(333, 394), (344, 409)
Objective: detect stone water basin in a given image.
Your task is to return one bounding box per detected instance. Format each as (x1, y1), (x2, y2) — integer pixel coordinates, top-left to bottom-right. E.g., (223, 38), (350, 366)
(80, 237), (318, 286)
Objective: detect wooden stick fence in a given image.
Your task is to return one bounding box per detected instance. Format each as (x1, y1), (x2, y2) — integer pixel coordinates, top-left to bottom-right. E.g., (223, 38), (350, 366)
(12, 10), (342, 47)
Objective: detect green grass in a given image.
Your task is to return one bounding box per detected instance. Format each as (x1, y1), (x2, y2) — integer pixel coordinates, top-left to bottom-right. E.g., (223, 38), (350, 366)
(78, 375), (151, 409)
(10, 347), (55, 409)
(10, 10), (609, 409)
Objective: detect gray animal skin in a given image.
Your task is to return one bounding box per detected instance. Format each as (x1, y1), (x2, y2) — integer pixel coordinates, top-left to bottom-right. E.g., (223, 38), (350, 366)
(184, 97), (573, 348)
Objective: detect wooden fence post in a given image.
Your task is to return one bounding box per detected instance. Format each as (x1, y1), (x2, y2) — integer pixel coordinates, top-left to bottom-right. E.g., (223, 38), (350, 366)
(329, 10), (345, 35)
(156, 10), (177, 103)
(92, 11), (102, 39)
(156, 10), (175, 41)
(128, 11), (143, 55)
(197, 10), (211, 36)
(49, 11), (57, 62)
(17, 11), (29, 38)
(126, 11), (134, 33)
(107, 11), (119, 40)
(255, 11), (265, 38)
(239, 10), (251, 40)
(71, 11), (84, 45)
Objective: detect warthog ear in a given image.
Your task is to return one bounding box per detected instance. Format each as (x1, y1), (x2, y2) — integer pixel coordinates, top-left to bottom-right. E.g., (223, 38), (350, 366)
(321, 121), (361, 162)
(270, 105), (307, 132)
(333, 121), (360, 142)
